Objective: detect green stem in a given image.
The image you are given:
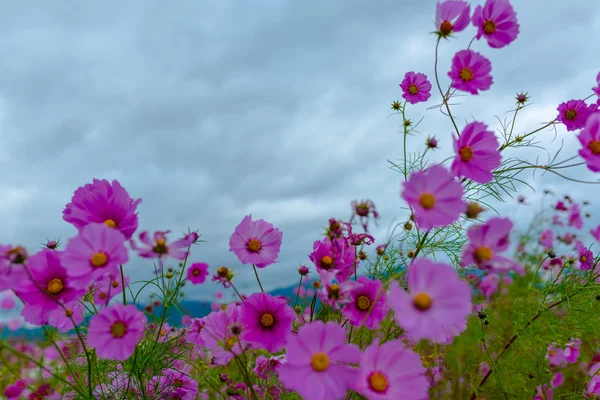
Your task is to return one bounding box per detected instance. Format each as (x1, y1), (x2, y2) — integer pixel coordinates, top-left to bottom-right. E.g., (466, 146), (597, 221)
(252, 264), (265, 292)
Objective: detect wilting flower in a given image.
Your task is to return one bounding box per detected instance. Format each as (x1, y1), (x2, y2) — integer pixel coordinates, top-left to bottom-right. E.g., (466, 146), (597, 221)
(61, 223), (128, 285)
(353, 341), (429, 399)
(399, 72), (432, 104)
(388, 259), (471, 343)
(448, 50), (493, 95)
(557, 99), (598, 132)
(540, 229), (554, 250)
(309, 237), (356, 282)
(402, 165), (466, 230)
(278, 321), (361, 400)
(187, 262), (209, 285)
(341, 276), (389, 330)
(130, 230), (190, 260)
(239, 292), (295, 353)
(87, 304), (146, 361)
(435, 0), (471, 37)
(63, 179), (142, 240)
(472, 0), (520, 49)
(16, 249), (86, 325)
(461, 217), (524, 274)
(578, 113), (600, 172)
(350, 199), (380, 232)
(451, 121), (501, 183)
(229, 215), (283, 268)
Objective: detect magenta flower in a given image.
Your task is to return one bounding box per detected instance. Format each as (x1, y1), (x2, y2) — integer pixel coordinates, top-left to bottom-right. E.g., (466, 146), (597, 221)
(61, 223), (128, 286)
(353, 341), (429, 399)
(239, 292), (295, 353)
(185, 318), (206, 347)
(591, 225), (600, 241)
(254, 355), (285, 380)
(546, 342), (566, 367)
(63, 179), (142, 240)
(448, 50), (493, 95)
(451, 121), (501, 183)
(461, 218), (524, 274)
(557, 99), (598, 131)
(399, 72), (432, 104)
(564, 338), (581, 363)
(309, 237), (356, 282)
(593, 71), (600, 103)
(317, 269), (359, 310)
(551, 372), (564, 389)
(578, 112), (600, 172)
(187, 262), (209, 285)
(534, 384), (553, 400)
(16, 249), (86, 326)
(388, 259), (471, 343)
(472, 0), (519, 48)
(47, 301), (84, 332)
(479, 273), (500, 301)
(0, 245), (28, 292)
(199, 304), (250, 365)
(229, 215), (283, 268)
(278, 321), (361, 400)
(90, 274), (129, 308)
(577, 244), (594, 271)
(402, 165), (466, 230)
(540, 229), (554, 250)
(130, 230), (190, 260)
(87, 304), (146, 360)
(435, 0), (471, 37)
(153, 369), (198, 400)
(341, 276), (389, 329)
(568, 204), (584, 229)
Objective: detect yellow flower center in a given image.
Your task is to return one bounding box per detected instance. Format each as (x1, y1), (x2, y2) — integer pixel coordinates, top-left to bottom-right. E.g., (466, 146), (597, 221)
(369, 372), (389, 393)
(99, 292), (107, 300)
(474, 246), (493, 262)
(483, 20), (496, 34)
(110, 321), (127, 338)
(47, 278), (64, 295)
(311, 352), (330, 372)
(460, 146), (473, 162)
(419, 193), (436, 210)
(356, 295), (371, 311)
(247, 239), (261, 252)
(440, 20), (453, 35)
(111, 280), (119, 288)
(549, 350), (555, 356)
(459, 68), (474, 82)
(65, 309), (73, 317)
(589, 140), (600, 155)
(408, 84), (419, 95)
(581, 255), (587, 262)
(153, 238), (168, 255)
(328, 284), (341, 300)
(260, 313), (275, 328)
(413, 292), (432, 311)
(173, 379), (183, 387)
(90, 252), (108, 268)
(217, 266), (230, 277)
(225, 336), (238, 350)
(320, 255), (333, 269)
(192, 268), (200, 276)
(104, 219), (117, 228)
(565, 109), (578, 121)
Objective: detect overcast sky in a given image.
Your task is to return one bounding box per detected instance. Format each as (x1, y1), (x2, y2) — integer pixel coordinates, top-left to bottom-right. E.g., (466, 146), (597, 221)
(1, 0), (600, 309)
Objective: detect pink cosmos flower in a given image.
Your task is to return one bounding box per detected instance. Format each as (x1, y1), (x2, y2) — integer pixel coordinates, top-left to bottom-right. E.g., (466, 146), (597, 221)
(87, 304), (146, 361)
(577, 112), (600, 172)
(7, 318), (21, 332)
(229, 215), (283, 268)
(576, 242), (594, 271)
(353, 341), (429, 399)
(435, 0), (471, 37)
(90, 274), (129, 308)
(317, 269), (358, 310)
(153, 369), (198, 400)
(402, 165), (465, 231)
(61, 223), (128, 286)
(479, 273), (500, 301)
(399, 72), (432, 104)
(278, 321), (361, 400)
(540, 229), (554, 250)
(587, 363), (600, 396)
(388, 259), (471, 343)
(199, 304), (250, 365)
(568, 204), (584, 230)
(0, 293), (16, 310)
(0, 245), (28, 291)
(534, 384), (553, 400)
(309, 237), (356, 282)
(254, 355), (286, 380)
(448, 50), (493, 95)
(555, 201), (568, 211)
(16, 249), (86, 326)
(187, 262), (209, 285)
(564, 338), (581, 363)
(451, 121), (501, 183)
(63, 179), (142, 240)
(3, 379), (27, 399)
(546, 342), (566, 367)
(557, 99), (598, 131)
(47, 301), (84, 332)
(341, 276), (389, 329)
(593, 71), (600, 103)
(461, 218), (524, 274)
(130, 230), (190, 260)
(239, 292), (295, 353)
(185, 318), (206, 347)
(591, 225), (600, 242)
(472, 0), (519, 49)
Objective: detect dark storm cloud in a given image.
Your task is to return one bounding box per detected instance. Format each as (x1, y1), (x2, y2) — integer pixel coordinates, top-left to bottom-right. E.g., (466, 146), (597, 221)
(0, 0), (599, 307)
